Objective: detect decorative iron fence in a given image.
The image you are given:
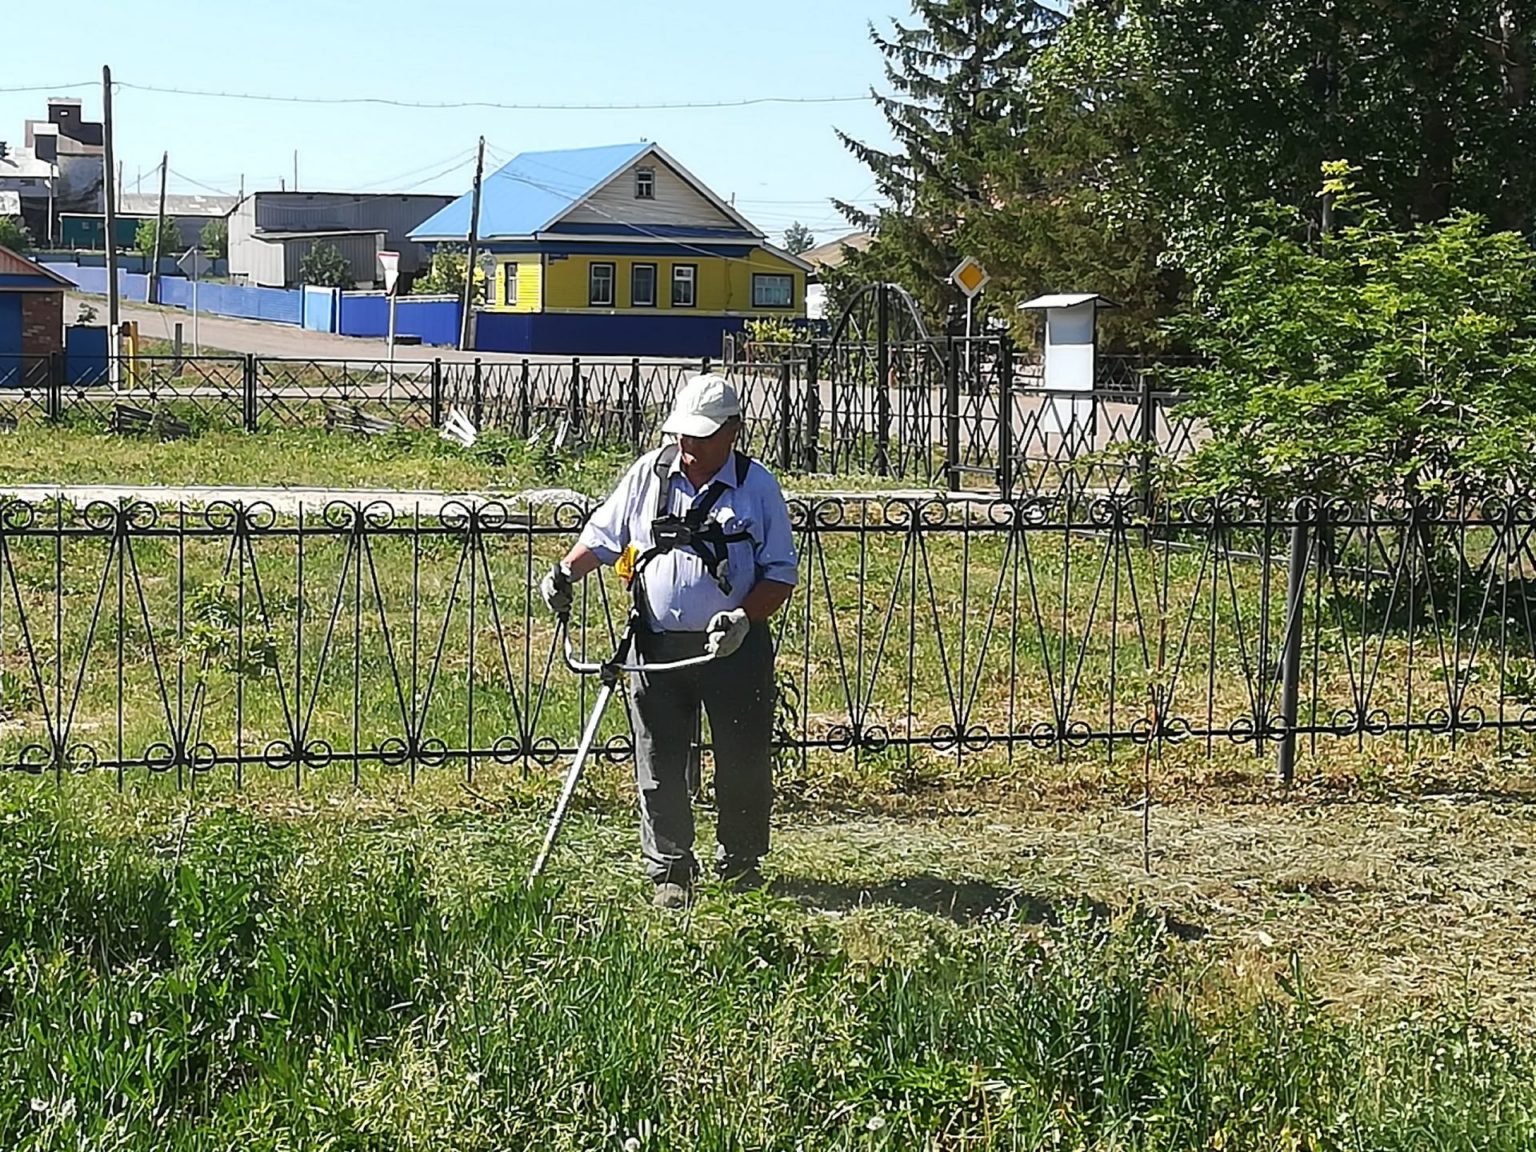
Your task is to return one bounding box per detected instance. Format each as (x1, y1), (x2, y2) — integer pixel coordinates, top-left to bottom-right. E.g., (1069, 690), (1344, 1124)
(0, 348), (1195, 495)
(2, 494), (1532, 789)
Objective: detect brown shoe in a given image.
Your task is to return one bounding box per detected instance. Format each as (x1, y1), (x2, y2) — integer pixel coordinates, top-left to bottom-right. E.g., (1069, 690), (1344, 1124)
(652, 881), (690, 910)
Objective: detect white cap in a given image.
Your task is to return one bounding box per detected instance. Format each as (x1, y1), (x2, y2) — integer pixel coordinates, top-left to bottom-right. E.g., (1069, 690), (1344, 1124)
(661, 374), (742, 438)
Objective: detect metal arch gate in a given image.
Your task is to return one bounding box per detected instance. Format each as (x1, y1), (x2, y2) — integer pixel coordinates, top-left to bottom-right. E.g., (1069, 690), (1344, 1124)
(810, 282), (1013, 491)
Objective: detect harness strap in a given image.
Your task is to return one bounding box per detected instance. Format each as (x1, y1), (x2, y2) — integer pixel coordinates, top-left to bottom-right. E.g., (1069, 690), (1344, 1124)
(645, 447), (754, 592)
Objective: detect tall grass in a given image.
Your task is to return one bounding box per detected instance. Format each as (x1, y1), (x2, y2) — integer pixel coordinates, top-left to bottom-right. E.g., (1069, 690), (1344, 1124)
(1, 790), (1532, 1150)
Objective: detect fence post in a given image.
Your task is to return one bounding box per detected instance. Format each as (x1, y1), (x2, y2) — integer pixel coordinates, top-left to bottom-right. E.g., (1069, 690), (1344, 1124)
(1137, 367), (1157, 531)
(875, 283), (891, 476)
(628, 358), (643, 449)
(1276, 499), (1312, 786)
(568, 357), (583, 441)
(944, 338), (961, 493)
(46, 350), (63, 423)
(243, 354), (258, 432)
(778, 358), (793, 471)
(997, 334), (1014, 498)
(472, 358), (483, 428)
(805, 344), (821, 473)
(430, 358), (444, 428)
(519, 359), (531, 440)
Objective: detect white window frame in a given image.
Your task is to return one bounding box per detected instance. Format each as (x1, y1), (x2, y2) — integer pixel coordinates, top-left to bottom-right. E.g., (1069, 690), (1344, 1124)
(635, 167), (656, 200)
(589, 261), (616, 307)
(671, 263), (696, 308)
(752, 273), (794, 309)
(631, 262), (657, 308)
(503, 262), (518, 306)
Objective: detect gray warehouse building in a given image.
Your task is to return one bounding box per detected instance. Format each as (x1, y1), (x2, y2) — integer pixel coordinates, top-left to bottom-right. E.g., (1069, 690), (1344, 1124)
(228, 191), (454, 288)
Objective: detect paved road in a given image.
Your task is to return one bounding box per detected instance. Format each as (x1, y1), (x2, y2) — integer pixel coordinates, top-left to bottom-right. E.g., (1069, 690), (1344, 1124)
(90, 296), (709, 367)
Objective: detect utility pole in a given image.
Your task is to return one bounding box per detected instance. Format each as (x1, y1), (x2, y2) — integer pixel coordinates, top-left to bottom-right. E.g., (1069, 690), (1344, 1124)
(239, 173), (244, 201)
(103, 64), (120, 389)
(293, 149), (298, 192)
(458, 135), (486, 352)
(149, 151), (168, 304)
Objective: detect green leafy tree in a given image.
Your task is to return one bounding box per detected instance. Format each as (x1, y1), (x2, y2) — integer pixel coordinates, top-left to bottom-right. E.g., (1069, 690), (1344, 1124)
(298, 241), (355, 289)
(1130, 0), (1536, 239)
(134, 218), (182, 263)
(835, 0), (1065, 325)
(199, 218), (228, 260)
(412, 245), (486, 301)
(0, 216), (30, 251)
(1170, 164), (1536, 505)
(782, 222), (816, 255)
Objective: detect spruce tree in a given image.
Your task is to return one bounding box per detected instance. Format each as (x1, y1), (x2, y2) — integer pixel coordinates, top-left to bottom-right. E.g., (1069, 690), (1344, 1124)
(835, 0), (1064, 324)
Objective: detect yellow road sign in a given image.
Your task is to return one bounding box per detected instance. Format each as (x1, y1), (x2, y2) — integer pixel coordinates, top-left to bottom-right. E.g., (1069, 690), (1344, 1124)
(950, 256), (989, 298)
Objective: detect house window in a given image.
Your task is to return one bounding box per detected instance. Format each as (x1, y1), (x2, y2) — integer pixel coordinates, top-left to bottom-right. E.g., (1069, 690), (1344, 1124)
(752, 273), (794, 309)
(503, 262), (518, 306)
(635, 167), (655, 200)
(589, 262), (615, 307)
(631, 263), (657, 307)
(671, 264), (696, 308)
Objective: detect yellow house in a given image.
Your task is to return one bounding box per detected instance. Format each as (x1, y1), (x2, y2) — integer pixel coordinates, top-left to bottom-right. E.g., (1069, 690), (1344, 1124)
(410, 142), (811, 357)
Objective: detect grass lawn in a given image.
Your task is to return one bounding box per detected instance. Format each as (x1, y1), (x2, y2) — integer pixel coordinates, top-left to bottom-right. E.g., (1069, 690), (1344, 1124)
(1, 426), (633, 493)
(6, 425), (1536, 1147)
(2, 775), (1534, 1150)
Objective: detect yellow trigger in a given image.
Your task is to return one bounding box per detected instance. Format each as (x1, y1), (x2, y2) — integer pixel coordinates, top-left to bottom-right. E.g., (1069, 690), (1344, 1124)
(615, 544), (640, 586)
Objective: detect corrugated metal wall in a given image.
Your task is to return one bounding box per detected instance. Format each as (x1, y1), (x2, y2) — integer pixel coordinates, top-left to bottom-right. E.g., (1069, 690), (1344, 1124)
(246, 238), (288, 288)
(279, 233), (381, 287)
(252, 193), (450, 275)
(228, 198), (263, 283)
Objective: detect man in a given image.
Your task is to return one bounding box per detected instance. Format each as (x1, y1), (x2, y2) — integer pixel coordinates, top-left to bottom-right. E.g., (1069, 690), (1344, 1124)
(539, 374), (798, 909)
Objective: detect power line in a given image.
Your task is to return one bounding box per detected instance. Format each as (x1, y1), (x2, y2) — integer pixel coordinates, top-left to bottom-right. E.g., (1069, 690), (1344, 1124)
(0, 81), (95, 93)
(166, 167), (235, 197)
(353, 147), (479, 191)
(113, 81), (872, 112)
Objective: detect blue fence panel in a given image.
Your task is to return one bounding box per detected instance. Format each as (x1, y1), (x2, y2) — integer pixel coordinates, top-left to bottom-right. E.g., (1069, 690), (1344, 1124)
(338, 293), (387, 337)
(255, 286), (303, 325)
(44, 262), (107, 294)
(44, 262), (153, 304)
(303, 287), (338, 333)
(159, 277), (193, 308)
(339, 293), (461, 346)
(65, 325), (109, 385)
(153, 277), (304, 326)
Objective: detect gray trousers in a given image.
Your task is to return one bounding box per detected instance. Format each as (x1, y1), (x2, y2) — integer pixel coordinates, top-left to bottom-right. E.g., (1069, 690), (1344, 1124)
(627, 625), (775, 884)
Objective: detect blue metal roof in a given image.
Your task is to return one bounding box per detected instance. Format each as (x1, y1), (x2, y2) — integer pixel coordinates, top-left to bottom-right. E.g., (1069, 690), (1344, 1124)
(409, 142), (654, 242)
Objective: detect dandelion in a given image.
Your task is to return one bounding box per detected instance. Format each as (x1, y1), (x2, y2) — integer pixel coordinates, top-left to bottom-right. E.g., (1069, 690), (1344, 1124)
(866, 1114), (887, 1132)
(622, 1138), (641, 1152)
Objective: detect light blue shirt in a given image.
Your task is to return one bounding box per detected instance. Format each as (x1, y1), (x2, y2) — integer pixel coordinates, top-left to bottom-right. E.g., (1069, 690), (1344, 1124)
(578, 447), (799, 632)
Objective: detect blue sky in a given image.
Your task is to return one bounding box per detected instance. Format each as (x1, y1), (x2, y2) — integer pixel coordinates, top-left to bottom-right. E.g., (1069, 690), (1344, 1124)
(3, 0), (907, 247)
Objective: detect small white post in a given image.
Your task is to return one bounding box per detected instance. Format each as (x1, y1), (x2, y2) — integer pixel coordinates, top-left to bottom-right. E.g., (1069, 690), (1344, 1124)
(379, 249), (401, 401)
(192, 253), (200, 355)
(387, 291), (397, 400)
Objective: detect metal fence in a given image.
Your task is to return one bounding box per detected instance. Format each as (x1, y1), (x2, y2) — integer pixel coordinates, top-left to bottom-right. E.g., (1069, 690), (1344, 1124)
(2, 493), (1532, 788)
(0, 347), (1198, 495)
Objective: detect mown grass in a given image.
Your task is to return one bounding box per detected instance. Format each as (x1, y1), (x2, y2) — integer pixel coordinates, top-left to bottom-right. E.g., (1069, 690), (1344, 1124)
(1, 781), (1533, 1150)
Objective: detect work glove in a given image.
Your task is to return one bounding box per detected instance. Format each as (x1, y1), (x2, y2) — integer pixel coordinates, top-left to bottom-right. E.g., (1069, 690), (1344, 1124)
(706, 608), (750, 659)
(540, 561), (574, 616)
